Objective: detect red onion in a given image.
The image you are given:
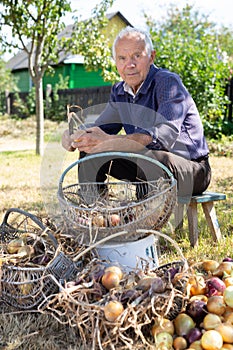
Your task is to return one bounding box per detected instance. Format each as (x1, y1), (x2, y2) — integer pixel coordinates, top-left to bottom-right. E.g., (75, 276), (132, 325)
(206, 276), (226, 297)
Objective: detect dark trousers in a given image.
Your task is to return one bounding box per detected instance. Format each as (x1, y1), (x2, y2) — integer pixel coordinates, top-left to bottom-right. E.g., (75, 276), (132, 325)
(78, 150), (211, 199)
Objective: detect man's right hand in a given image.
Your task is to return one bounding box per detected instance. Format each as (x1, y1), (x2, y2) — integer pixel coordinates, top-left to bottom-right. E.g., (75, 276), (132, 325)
(61, 129), (86, 151)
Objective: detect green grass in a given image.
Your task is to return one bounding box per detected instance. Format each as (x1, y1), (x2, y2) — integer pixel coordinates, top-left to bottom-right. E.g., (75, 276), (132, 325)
(0, 116), (233, 264)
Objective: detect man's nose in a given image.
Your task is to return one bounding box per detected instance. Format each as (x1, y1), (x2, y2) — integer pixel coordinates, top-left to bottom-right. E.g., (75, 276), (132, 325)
(126, 57), (136, 67)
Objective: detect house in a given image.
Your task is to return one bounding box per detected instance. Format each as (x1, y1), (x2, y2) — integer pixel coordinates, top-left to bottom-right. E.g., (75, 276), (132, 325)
(6, 12), (132, 93)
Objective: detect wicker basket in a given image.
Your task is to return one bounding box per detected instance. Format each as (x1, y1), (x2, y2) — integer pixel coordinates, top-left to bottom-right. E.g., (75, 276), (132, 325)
(0, 208), (78, 310)
(58, 152), (177, 243)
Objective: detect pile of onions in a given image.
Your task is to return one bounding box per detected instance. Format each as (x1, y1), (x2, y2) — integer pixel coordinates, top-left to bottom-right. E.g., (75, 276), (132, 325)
(150, 257), (233, 349)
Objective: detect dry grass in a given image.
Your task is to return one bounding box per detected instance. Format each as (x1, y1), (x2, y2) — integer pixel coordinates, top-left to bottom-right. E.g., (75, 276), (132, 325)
(0, 115), (233, 349)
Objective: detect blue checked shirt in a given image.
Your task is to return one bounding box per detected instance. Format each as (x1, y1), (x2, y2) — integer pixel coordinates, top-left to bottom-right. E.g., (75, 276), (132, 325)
(95, 64), (209, 160)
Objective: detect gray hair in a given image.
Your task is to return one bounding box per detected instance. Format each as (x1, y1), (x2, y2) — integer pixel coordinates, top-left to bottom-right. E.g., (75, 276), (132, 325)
(112, 26), (154, 60)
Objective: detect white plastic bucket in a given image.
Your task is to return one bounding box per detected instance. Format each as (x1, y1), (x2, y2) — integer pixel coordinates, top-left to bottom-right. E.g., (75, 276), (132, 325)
(96, 234), (159, 271)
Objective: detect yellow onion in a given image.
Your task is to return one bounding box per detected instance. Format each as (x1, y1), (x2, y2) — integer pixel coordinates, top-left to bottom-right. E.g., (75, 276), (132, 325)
(201, 329), (223, 350)
(104, 266), (123, 280)
(104, 300), (124, 322)
(101, 271), (120, 290)
(174, 313), (195, 336)
(189, 340), (203, 350)
(155, 331), (173, 348)
(215, 322), (233, 343)
(221, 344), (233, 349)
(207, 295), (226, 316)
(223, 309), (233, 323)
(188, 275), (206, 296)
(173, 336), (187, 350)
(223, 286), (233, 308)
(202, 313), (222, 330)
(202, 260), (220, 273)
(151, 318), (174, 336)
(213, 262), (233, 277)
(224, 277), (233, 287)
(7, 237), (25, 254)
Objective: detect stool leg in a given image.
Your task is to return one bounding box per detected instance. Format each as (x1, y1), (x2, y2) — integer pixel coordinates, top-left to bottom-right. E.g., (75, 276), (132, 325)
(174, 203), (184, 232)
(201, 202), (222, 242)
(187, 202), (199, 247)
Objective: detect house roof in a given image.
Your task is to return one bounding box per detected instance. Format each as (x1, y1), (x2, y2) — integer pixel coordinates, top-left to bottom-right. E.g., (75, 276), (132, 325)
(6, 11), (132, 71)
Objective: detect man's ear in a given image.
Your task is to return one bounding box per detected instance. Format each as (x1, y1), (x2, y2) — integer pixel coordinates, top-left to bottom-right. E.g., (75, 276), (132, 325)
(150, 50), (156, 63)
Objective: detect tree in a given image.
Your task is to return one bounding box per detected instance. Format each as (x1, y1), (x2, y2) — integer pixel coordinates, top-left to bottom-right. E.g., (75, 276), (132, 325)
(0, 0), (115, 155)
(146, 4), (231, 138)
(0, 0), (73, 155)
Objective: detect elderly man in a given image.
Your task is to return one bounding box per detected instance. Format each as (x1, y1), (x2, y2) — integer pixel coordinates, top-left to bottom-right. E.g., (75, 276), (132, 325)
(62, 26), (211, 198)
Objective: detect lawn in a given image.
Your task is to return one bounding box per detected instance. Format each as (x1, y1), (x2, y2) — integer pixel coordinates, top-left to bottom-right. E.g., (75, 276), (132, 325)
(0, 115), (233, 262)
(0, 115), (233, 349)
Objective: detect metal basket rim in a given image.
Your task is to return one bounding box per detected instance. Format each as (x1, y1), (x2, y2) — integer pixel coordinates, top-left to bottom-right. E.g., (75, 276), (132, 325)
(58, 178), (176, 212)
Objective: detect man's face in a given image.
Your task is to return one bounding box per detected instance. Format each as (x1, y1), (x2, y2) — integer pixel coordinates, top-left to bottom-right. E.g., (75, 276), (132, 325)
(115, 34), (155, 93)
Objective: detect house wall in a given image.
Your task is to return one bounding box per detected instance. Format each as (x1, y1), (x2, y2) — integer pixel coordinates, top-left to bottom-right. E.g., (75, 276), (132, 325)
(13, 70), (31, 92)
(43, 64), (111, 90)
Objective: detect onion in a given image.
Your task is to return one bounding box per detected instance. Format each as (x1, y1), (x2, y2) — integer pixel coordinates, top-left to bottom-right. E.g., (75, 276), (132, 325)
(202, 260), (219, 273)
(202, 313), (222, 330)
(223, 257), (233, 262)
(104, 265), (123, 280)
(104, 300), (124, 322)
(223, 286), (233, 308)
(224, 277), (233, 287)
(186, 299), (207, 324)
(186, 327), (202, 343)
(207, 295), (226, 315)
(188, 275), (206, 296)
(101, 271), (120, 290)
(213, 262), (233, 277)
(224, 309), (233, 324)
(215, 323), (233, 343)
(174, 313), (195, 336)
(201, 329), (223, 350)
(206, 277), (226, 297)
(189, 340), (203, 350)
(155, 331), (173, 348)
(221, 344), (233, 350)
(151, 318), (174, 336)
(173, 336), (187, 350)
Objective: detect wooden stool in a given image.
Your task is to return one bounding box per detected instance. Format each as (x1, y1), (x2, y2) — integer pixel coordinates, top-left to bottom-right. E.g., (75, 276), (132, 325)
(175, 192), (226, 247)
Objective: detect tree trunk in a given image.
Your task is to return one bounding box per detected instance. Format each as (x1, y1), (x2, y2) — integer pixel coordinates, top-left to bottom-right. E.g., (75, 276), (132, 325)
(35, 78), (44, 156)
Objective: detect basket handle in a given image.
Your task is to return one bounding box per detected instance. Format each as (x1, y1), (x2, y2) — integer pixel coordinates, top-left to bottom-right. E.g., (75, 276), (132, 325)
(0, 207), (58, 249)
(58, 151), (176, 186)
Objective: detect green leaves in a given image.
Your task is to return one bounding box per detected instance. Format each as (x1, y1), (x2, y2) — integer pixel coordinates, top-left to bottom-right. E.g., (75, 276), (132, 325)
(147, 4), (231, 138)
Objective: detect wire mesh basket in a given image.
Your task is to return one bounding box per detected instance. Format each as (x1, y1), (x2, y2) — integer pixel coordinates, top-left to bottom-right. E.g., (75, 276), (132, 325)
(0, 208), (78, 310)
(58, 152), (177, 243)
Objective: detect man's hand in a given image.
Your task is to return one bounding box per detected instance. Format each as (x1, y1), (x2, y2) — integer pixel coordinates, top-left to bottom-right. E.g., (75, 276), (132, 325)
(61, 129), (86, 151)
